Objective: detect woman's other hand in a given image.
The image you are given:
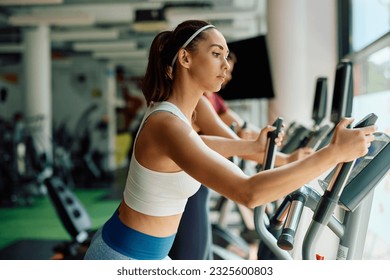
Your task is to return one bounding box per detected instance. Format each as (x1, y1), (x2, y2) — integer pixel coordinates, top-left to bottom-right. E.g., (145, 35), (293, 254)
(330, 117), (377, 163)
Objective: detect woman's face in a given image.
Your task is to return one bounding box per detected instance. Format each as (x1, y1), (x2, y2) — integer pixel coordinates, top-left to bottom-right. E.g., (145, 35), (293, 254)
(187, 29), (230, 93)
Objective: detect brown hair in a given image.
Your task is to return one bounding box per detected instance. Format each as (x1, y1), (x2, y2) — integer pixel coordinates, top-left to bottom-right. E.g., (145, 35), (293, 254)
(142, 20), (214, 106)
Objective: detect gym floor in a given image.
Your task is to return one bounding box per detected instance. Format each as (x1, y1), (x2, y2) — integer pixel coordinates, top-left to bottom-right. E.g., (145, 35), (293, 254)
(0, 187), (120, 260)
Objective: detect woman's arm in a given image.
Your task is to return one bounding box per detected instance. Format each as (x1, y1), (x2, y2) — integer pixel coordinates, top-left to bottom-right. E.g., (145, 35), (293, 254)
(194, 95), (239, 138)
(195, 95), (271, 161)
(195, 95), (310, 164)
(159, 116), (375, 209)
(219, 108), (246, 130)
(199, 133), (271, 159)
(275, 147), (315, 166)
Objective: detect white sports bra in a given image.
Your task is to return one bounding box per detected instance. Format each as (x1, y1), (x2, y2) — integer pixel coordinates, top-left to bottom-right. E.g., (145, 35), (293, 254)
(123, 101), (201, 216)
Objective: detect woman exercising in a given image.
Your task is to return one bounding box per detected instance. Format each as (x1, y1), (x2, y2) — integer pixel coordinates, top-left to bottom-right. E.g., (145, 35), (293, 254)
(84, 19), (376, 260)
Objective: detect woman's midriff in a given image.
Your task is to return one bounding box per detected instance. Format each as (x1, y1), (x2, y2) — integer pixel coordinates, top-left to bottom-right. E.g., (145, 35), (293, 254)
(117, 200), (182, 237)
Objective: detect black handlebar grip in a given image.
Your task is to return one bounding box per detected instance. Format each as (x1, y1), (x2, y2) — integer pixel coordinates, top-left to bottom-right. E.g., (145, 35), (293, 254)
(263, 117), (283, 170)
(352, 113), (377, 128)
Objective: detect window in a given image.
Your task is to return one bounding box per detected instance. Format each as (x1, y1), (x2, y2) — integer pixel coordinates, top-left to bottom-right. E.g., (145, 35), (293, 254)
(351, 0), (390, 52)
(343, 0), (390, 260)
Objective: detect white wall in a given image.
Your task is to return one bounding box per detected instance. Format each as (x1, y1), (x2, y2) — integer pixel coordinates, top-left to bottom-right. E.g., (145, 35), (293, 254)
(266, 0), (339, 260)
(267, 0), (337, 130)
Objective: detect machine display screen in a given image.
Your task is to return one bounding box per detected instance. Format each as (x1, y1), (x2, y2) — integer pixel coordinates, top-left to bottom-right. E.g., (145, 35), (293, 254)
(319, 132), (389, 189)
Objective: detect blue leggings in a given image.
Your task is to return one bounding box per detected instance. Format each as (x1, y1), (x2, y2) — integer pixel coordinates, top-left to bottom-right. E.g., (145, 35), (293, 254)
(84, 209), (174, 260)
(169, 185), (213, 260)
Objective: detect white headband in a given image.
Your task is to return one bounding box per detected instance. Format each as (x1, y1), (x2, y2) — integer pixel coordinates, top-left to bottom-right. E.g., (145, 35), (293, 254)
(171, 24), (215, 67)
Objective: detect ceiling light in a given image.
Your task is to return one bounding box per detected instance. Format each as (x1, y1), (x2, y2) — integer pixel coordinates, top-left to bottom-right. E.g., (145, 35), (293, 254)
(93, 49), (148, 59)
(132, 21), (168, 32)
(165, 7), (259, 26)
(0, 0), (63, 5)
(9, 12), (94, 26)
(73, 40), (137, 52)
(51, 28), (119, 42)
(0, 43), (24, 53)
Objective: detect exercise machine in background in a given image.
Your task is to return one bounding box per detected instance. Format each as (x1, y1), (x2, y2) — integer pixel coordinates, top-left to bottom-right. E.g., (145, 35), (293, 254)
(44, 176), (94, 259)
(282, 60), (354, 154)
(281, 76), (330, 154)
(256, 113), (390, 260)
(316, 60), (353, 149)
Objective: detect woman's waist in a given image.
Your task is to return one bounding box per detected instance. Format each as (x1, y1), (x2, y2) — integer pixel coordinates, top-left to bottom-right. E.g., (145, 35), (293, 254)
(118, 201), (181, 237)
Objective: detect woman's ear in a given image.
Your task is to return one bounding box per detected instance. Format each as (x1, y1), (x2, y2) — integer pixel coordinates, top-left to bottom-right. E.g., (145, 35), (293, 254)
(177, 49), (191, 68)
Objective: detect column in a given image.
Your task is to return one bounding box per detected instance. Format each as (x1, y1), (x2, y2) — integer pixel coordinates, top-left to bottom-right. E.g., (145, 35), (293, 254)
(23, 24), (52, 161)
(266, 0), (310, 126)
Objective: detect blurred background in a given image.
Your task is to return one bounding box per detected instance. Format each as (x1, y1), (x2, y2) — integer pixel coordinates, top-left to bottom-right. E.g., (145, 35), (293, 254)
(0, 0), (389, 260)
